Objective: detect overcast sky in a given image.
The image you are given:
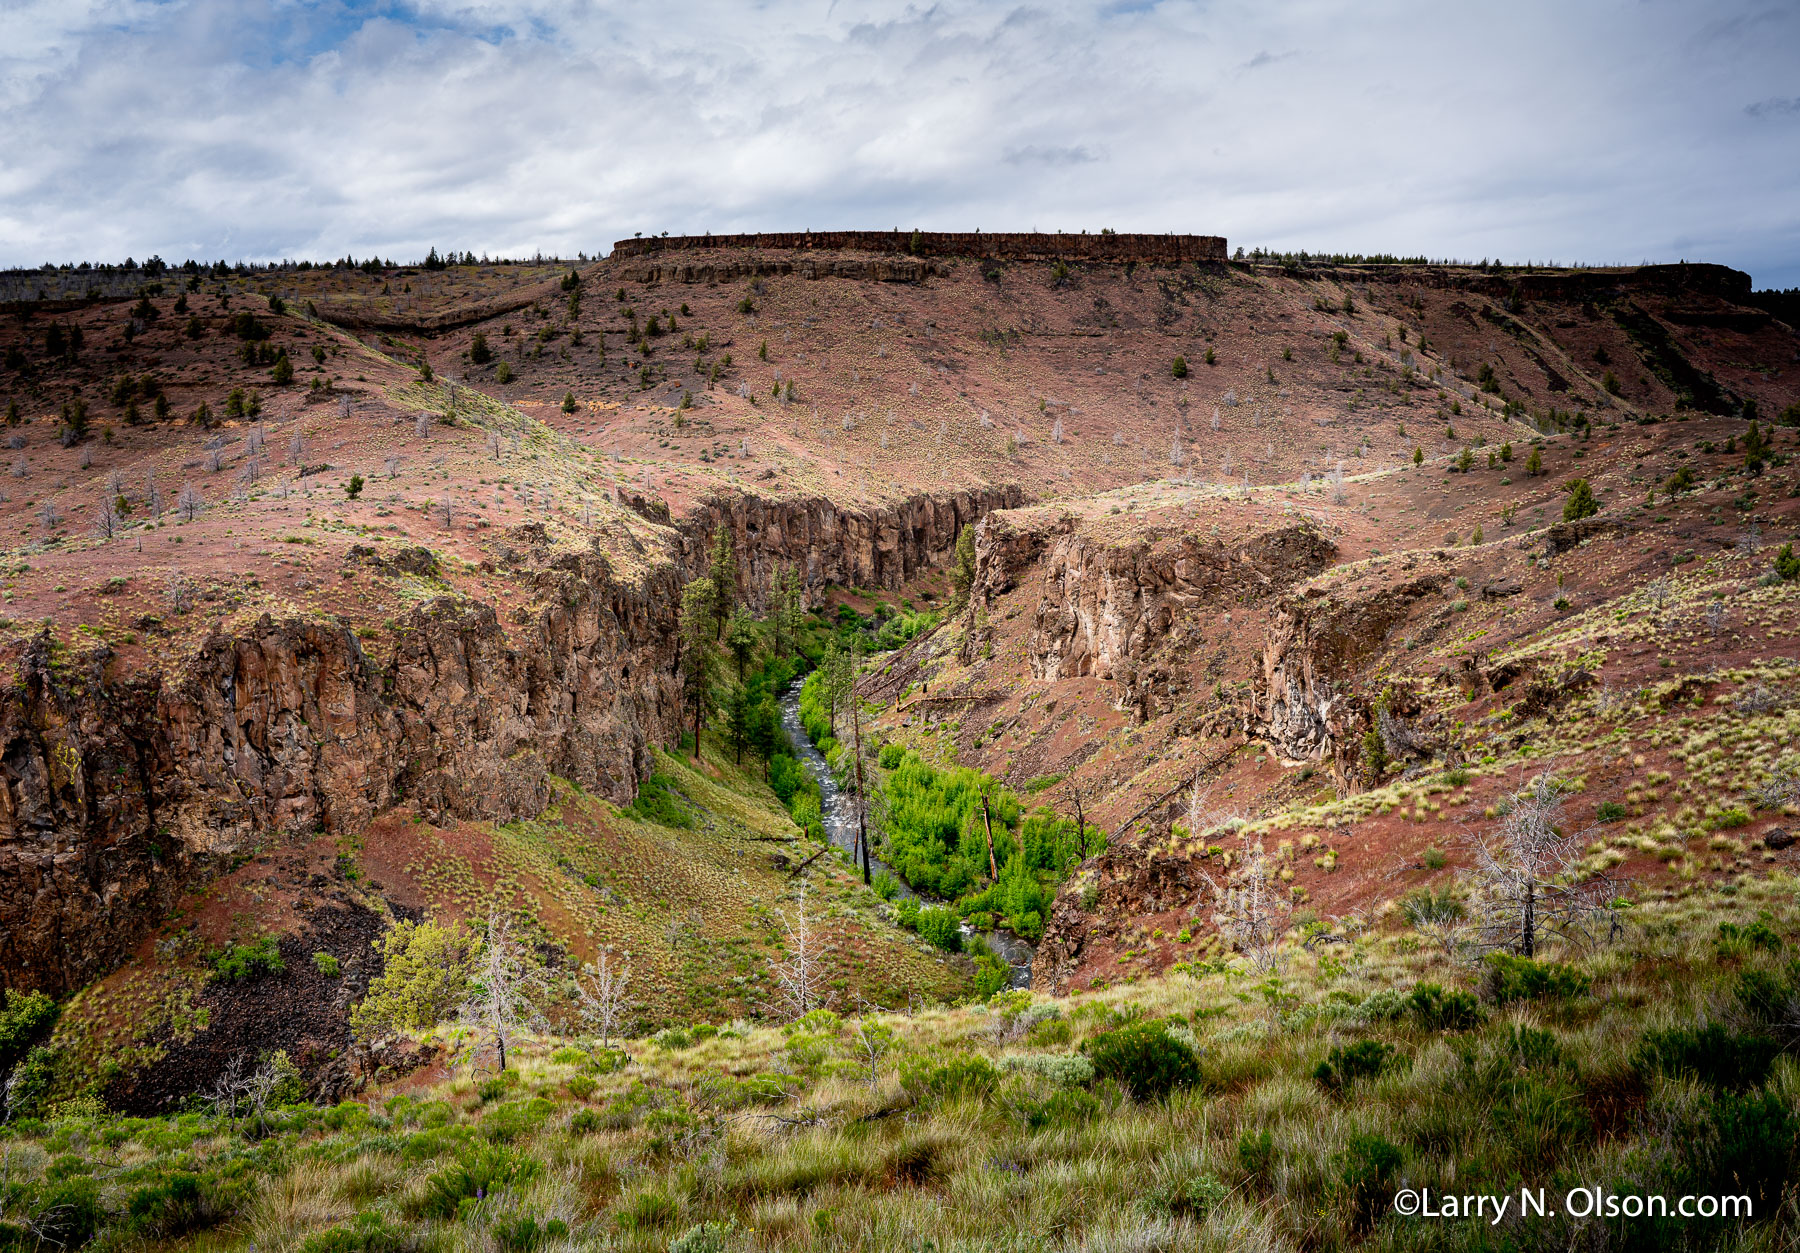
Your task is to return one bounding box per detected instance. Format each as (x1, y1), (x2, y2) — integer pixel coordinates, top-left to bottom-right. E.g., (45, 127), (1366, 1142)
(3, 0), (1798, 287)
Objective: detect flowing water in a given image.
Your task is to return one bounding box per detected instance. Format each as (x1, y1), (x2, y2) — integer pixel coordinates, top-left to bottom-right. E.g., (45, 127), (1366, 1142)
(778, 686), (1036, 986)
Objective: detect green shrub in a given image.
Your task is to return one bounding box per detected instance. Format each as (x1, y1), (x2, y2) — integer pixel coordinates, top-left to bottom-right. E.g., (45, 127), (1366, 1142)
(312, 951), (340, 977)
(1484, 954), (1590, 1004)
(210, 936), (284, 983)
(491, 1215), (566, 1252)
(913, 906), (962, 953)
(1314, 1040), (1395, 1091)
(298, 1211), (409, 1253)
(24, 1177), (101, 1250)
(670, 1221), (737, 1253)
(1339, 1134), (1403, 1229)
(900, 1054), (999, 1104)
(352, 919), (471, 1038)
(871, 871), (900, 901)
(1008, 1085), (1100, 1132)
(1140, 1170), (1228, 1219)
(1407, 983), (1484, 1031)
(0, 988), (58, 1078)
(1699, 1089), (1798, 1212)
(1634, 1024), (1781, 1091)
(997, 1053), (1094, 1086)
(415, 1144), (542, 1219)
(481, 1097), (554, 1143)
(878, 743), (905, 769)
(1717, 918), (1783, 956)
(1081, 1019), (1202, 1101)
(477, 1070), (520, 1102)
(1596, 800), (1628, 822)
(1237, 1128), (1275, 1178)
(4, 1044), (59, 1118)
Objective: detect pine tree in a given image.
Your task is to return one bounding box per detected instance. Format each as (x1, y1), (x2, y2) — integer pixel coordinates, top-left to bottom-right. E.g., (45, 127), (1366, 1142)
(950, 523), (977, 608)
(680, 576), (718, 753)
(1562, 477), (1597, 521)
(707, 528), (737, 640)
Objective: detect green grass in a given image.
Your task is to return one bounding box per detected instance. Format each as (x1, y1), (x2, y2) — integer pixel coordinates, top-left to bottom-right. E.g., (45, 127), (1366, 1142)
(4, 875), (1794, 1253)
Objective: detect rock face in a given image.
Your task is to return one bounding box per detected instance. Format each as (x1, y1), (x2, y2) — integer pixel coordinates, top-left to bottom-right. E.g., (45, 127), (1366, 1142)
(1245, 572), (1448, 772)
(1032, 834), (1213, 996)
(963, 508), (1335, 721)
(612, 231), (1229, 265)
(685, 486), (1023, 610)
(1021, 524), (1336, 719)
(618, 257), (942, 286)
(0, 487), (1020, 997)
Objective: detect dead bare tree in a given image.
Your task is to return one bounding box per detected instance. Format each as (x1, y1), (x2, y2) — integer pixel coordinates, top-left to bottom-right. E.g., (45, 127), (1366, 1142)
(573, 946), (633, 1048)
(165, 573), (195, 614)
(91, 500), (122, 542)
(1202, 827), (1291, 973)
(456, 907), (548, 1074)
(770, 880), (832, 1020)
(1465, 775), (1614, 957)
(1329, 462), (1349, 505)
(177, 483), (204, 521)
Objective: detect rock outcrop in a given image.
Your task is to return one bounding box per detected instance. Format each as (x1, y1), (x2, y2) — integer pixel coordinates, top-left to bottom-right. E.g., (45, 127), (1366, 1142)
(684, 486), (1025, 610)
(612, 231), (1228, 266)
(962, 508), (1335, 720)
(1245, 571), (1448, 771)
(1021, 523), (1336, 718)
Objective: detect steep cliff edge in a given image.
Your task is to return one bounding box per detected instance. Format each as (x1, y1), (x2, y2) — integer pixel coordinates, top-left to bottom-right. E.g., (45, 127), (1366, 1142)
(0, 486), (1019, 997)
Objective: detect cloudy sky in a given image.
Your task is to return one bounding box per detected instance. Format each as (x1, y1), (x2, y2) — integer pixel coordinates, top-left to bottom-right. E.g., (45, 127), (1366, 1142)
(3, 0), (1798, 286)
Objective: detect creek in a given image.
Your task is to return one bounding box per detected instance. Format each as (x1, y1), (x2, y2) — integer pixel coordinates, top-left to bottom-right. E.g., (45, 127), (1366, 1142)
(777, 686), (1036, 987)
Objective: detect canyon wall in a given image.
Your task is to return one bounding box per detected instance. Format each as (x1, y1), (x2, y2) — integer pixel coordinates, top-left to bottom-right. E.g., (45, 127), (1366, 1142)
(612, 231), (1228, 266)
(0, 487), (1019, 997)
(963, 508), (1335, 721)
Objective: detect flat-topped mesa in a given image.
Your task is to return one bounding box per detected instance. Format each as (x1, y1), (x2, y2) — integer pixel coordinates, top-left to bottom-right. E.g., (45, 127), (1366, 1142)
(610, 230), (1228, 265)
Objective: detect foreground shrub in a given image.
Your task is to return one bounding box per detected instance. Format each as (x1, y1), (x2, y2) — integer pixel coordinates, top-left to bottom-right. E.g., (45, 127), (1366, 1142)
(1633, 1024), (1781, 1091)
(413, 1144), (542, 1220)
(1314, 1040), (1395, 1092)
(1485, 954), (1591, 1003)
(1081, 1019), (1202, 1101)
(1698, 1089), (1798, 1212)
(901, 1054), (998, 1104)
(1407, 982), (1485, 1031)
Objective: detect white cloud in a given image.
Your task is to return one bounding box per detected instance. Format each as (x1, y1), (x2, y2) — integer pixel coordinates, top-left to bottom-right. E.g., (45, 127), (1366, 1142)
(1, 0), (1797, 286)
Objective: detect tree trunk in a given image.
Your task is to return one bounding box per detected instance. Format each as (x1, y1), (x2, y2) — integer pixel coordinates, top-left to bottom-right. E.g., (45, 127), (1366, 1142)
(852, 702), (871, 885)
(1521, 880), (1535, 958)
(981, 792), (998, 882)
